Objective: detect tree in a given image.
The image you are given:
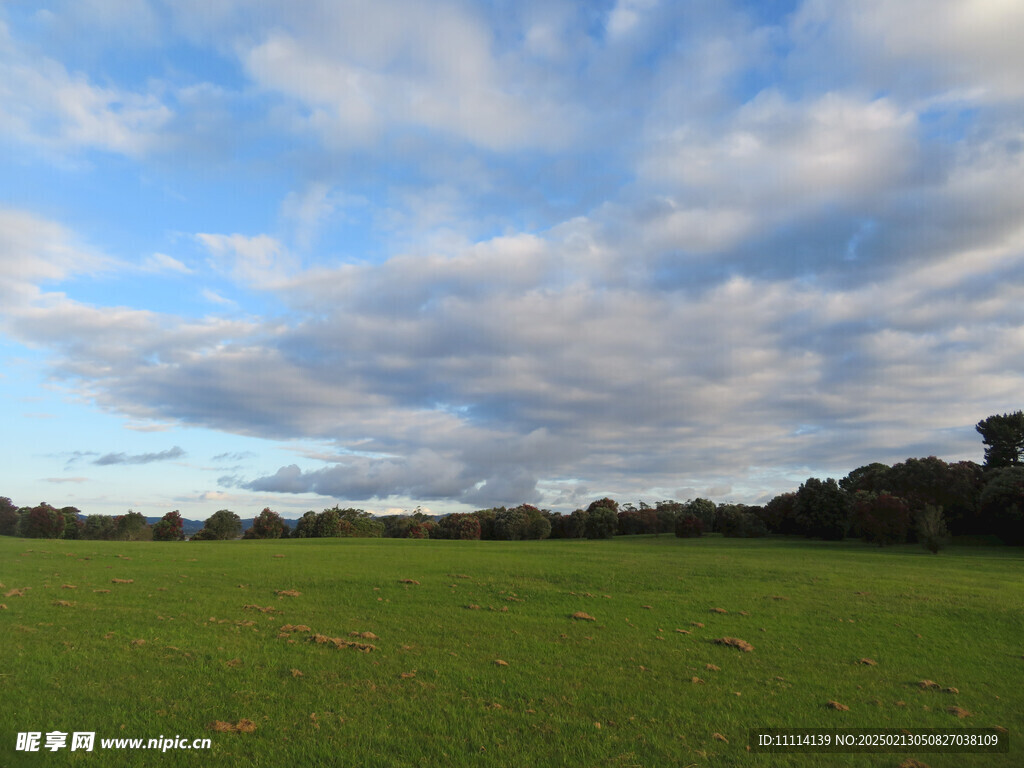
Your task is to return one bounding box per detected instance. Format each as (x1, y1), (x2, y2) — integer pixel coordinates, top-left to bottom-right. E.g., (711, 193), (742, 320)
(686, 498), (717, 531)
(199, 509), (242, 540)
(976, 411), (1024, 469)
(436, 513), (482, 540)
(153, 510), (186, 541)
(243, 508), (288, 539)
(585, 505), (618, 539)
(291, 510), (318, 538)
(794, 478), (850, 540)
(16, 503), (64, 538)
(839, 463), (892, 494)
(0, 497), (18, 536)
(979, 466), (1024, 545)
(82, 514), (116, 540)
(916, 505), (949, 554)
(674, 514), (703, 538)
(114, 510), (151, 541)
(60, 507), (83, 540)
(761, 493), (798, 534)
(494, 506), (530, 540)
(851, 492), (910, 546)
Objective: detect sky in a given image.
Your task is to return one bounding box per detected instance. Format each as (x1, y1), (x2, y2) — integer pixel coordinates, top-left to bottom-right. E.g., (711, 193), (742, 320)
(2, 0), (1023, 521)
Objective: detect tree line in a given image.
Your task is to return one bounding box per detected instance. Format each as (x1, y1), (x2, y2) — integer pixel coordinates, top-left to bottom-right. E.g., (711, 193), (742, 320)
(4, 412), (1024, 548)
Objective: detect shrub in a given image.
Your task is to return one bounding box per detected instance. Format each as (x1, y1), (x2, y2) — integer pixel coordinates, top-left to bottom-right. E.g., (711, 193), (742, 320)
(196, 509), (241, 540)
(585, 505), (618, 539)
(674, 514), (703, 538)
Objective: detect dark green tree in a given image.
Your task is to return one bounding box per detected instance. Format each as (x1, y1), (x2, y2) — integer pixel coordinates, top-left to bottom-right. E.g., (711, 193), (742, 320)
(16, 503), (64, 538)
(0, 497), (18, 536)
(976, 411), (1024, 469)
(585, 505), (618, 539)
(243, 508), (289, 539)
(114, 510), (151, 541)
(82, 514), (116, 540)
(199, 509), (242, 540)
(979, 466), (1024, 544)
(60, 507), (83, 540)
(794, 477), (850, 540)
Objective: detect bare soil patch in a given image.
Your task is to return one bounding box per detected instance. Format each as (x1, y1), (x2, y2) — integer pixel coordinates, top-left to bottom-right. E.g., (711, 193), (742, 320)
(571, 612), (596, 621)
(713, 637), (753, 652)
(826, 701), (849, 711)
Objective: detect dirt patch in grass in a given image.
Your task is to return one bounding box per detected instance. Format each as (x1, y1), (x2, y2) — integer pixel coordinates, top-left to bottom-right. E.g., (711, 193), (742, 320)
(466, 604), (481, 610)
(448, 574), (470, 579)
(0, 604), (6, 610)
(710, 607), (728, 614)
(225, 658), (242, 668)
(5, 588), (28, 597)
(705, 664), (720, 671)
(494, 659), (509, 667)
(947, 706), (971, 718)
(713, 637), (753, 652)
(309, 634), (376, 652)
(917, 680), (940, 690)
(826, 701), (850, 711)
(899, 760), (930, 768)
(280, 624), (312, 633)
(691, 676), (704, 684)
(712, 733), (728, 743)
(243, 604), (278, 614)
(130, 639), (145, 647)
(276, 590), (301, 598)
(769, 595), (789, 600)
(273, 554), (285, 558)
(210, 719), (256, 734)
(93, 589), (110, 594)
(111, 579), (134, 584)
(400, 671), (416, 679)
(571, 612), (596, 621)
(61, 584), (77, 590)
(52, 600), (74, 607)
(858, 658), (878, 666)
(398, 579), (420, 585)
(691, 622), (705, 628)
(290, 669), (303, 677)
(349, 631), (378, 640)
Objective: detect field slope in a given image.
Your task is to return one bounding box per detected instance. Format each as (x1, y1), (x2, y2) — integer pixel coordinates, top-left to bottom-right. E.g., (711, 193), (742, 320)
(1, 535), (1021, 767)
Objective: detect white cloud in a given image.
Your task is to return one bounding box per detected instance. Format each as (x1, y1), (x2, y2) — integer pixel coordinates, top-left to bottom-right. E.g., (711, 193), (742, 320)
(144, 253), (192, 274)
(0, 21), (172, 159)
(197, 233), (297, 288)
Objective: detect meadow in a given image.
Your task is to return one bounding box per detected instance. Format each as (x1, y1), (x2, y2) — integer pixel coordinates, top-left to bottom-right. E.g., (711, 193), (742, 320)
(1, 535), (1021, 767)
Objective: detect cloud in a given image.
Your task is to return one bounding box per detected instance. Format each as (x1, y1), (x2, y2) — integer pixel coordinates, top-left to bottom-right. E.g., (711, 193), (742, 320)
(144, 253), (192, 274)
(0, 20), (172, 159)
(92, 446), (186, 466)
(42, 476), (90, 484)
(197, 233), (297, 288)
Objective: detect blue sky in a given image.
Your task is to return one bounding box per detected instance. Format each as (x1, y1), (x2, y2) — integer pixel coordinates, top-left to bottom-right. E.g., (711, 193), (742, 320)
(2, 0), (1024, 520)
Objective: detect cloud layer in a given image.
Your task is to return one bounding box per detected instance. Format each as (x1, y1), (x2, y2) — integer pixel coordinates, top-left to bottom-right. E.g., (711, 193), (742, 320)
(2, 1), (1023, 512)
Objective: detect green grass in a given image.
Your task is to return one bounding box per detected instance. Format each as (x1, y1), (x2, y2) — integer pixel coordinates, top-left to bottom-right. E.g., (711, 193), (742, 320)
(1, 535), (1021, 767)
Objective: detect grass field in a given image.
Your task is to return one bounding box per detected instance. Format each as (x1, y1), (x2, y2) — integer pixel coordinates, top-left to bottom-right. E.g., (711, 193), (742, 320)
(1, 534), (1021, 767)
